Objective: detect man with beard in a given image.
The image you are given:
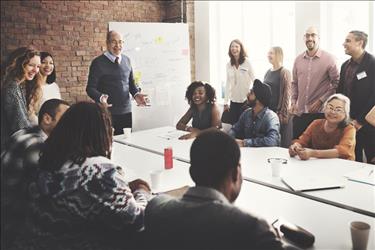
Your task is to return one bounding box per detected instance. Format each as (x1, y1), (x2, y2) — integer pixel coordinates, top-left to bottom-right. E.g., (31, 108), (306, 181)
(291, 26), (339, 139)
(228, 79), (280, 147)
(338, 30), (375, 163)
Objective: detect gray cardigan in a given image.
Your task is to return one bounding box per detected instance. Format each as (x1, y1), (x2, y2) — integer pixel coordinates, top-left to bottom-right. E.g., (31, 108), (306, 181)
(86, 54), (139, 115)
(1, 80), (31, 147)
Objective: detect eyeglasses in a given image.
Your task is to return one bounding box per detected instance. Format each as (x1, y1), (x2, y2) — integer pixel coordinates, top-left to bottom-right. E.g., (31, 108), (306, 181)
(326, 106), (345, 114)
(304, 33), (318, 38)
(110, 40), (124, 46)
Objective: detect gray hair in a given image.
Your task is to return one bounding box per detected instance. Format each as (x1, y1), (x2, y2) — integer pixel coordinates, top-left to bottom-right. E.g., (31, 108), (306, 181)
(350, 30), (368, 49)
(323, 94), (351, 128)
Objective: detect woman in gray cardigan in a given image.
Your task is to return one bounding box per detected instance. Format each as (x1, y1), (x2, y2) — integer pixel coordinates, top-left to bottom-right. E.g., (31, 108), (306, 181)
(1, 47), (42, 147)
(264, 46), (292, 148)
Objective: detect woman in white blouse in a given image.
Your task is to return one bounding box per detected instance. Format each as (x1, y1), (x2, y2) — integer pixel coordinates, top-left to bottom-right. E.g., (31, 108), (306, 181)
(224, 39), (255, 125)
(39, 52), (61, 107)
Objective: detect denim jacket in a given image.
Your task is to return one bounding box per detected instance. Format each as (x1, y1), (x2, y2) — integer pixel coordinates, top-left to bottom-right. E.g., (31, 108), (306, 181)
(229, 107), (280, 147)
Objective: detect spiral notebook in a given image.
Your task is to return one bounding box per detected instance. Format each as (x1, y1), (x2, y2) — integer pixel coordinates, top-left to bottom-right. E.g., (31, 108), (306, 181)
(281, 175), (345, 192)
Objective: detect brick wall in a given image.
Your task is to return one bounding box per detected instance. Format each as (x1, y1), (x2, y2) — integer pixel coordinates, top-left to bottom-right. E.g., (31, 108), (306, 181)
(1, 0), (195, 104)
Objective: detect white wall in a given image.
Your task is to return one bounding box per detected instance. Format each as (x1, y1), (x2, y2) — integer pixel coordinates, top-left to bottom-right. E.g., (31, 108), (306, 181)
(194, 1), (210, 83)
(295, 2), (321, 55)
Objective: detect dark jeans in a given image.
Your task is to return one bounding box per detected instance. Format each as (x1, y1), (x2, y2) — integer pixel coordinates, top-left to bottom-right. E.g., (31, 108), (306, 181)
(292, 113), (325, 139)
(112, 112), (132, 135)
(355, 124), (375, 164)
(280, 116), (293, 148)
(229, 101), (247, 125)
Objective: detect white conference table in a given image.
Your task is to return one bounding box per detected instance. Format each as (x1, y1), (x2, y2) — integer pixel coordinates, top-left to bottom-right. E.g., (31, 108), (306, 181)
(114, 126), (375, 217)
(111, 142), (193, 193)
(239, 147), (375, 217)
(236, 181), (375, 250)
(114, 126), (192, 162)
(111, 141), (375, 250)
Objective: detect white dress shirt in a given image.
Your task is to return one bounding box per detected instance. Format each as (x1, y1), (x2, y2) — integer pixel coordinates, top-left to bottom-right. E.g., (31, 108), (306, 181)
(224, 58), (255, 104)
(104, 51), (122, 64)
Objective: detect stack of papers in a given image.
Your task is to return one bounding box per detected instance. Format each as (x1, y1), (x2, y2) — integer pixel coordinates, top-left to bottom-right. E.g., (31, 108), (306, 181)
(344, 168), (375, 186)
(281, 175), (345, 192)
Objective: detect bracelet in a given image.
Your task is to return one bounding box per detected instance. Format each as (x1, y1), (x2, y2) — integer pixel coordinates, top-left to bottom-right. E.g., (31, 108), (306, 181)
(185, 126), (191, 131)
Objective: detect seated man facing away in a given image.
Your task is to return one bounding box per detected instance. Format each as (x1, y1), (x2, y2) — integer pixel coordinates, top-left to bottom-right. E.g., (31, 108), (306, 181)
(144, 130), (288, 250)
(229, 79), (280, 147)
(1, 99), (70, 249)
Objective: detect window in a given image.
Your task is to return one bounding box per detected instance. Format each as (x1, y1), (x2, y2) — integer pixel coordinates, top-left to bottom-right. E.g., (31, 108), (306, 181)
(209, 1), (296, 101)
(321, 1), (373, 67)
(204, 1), (373, 102)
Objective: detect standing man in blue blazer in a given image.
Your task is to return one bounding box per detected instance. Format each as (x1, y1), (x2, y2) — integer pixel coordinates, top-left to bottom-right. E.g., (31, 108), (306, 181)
(87, 30), (147, 135)
(338, 30), (375, 163)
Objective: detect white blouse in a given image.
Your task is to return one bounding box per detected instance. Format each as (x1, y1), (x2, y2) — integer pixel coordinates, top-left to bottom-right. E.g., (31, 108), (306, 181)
(224, 58), (255, 104)
(40, 82), (61, 106)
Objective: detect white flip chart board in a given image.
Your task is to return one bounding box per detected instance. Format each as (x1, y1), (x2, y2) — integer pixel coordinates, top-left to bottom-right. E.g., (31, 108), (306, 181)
(109, 22), (191, 131)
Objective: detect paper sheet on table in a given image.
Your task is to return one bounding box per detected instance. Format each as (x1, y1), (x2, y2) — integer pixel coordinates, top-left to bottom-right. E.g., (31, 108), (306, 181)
(157, 130), (189, 140)
(344, 168), (375, 186)
(281, 175), (345, 192)
(151, 168), (193, 194)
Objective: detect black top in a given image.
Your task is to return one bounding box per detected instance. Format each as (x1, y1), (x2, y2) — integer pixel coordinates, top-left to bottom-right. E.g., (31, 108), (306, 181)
(264, 67), (282, 112)
(338, 52), (375, 124)
(192, 103), (213, 130)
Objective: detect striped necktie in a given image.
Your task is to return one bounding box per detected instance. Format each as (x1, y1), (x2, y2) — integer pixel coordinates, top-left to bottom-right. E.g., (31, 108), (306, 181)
(115, 56), (119, 64)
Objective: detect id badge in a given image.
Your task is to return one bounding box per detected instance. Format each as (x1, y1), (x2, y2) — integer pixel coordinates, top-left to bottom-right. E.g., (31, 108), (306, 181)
(356, 71), (367, 80)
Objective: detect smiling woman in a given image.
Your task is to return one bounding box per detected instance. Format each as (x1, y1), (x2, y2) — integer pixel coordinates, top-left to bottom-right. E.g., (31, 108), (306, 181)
(289, 93), (356, 161)
(39, 52), (61, 107)
(176, 81), (222, 140)
(1, 47), (42, 147)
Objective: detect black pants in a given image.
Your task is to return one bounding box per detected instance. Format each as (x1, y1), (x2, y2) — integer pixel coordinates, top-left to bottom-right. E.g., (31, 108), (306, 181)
(292, 113), (325, 139)
(355, 124), (375, 164)
(112, 112), (132, 135)
(229, 101), (247, 125)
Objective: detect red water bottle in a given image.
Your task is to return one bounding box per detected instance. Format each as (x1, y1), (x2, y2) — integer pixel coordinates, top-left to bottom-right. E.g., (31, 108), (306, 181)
(164, 147), (173, 169)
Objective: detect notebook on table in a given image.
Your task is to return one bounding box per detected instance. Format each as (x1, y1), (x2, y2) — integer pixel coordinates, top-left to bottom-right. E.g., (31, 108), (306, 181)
(343, 168), (375, 186)
(281, 175), (345, 192)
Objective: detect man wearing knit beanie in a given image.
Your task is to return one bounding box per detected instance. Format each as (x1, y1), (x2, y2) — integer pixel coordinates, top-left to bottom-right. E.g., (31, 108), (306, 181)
(228, 79), (280, 147)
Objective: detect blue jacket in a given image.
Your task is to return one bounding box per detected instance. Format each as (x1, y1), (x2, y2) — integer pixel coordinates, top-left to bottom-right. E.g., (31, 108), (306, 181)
(229, 107), (280, 147)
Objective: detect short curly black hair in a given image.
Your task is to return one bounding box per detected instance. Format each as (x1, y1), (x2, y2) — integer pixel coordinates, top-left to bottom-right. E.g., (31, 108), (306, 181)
(185, 81), (216, 106)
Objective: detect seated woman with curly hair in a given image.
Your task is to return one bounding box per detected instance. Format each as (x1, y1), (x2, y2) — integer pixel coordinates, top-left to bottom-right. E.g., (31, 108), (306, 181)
(176, 81), (221, 140)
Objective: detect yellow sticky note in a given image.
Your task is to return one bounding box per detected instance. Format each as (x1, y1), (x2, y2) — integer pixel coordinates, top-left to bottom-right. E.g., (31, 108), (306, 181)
(134, 71), (142, 84)
(155, 36), (164, 44)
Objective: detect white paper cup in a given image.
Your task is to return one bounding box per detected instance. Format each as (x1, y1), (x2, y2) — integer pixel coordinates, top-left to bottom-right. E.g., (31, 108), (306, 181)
(150, 170), (163, 190)
(123, 128), (131, 138)
(351, 221), (371, 250)
(267, 158), (287, 178)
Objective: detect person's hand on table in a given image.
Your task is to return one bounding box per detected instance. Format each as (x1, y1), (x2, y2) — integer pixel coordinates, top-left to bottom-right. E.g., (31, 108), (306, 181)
(289, 143), (302, 157)
(129, 179), (151, 193)
(296, 148), (314, 160)
(179, 128), (199, 140)
(235, 139), (245, 147)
